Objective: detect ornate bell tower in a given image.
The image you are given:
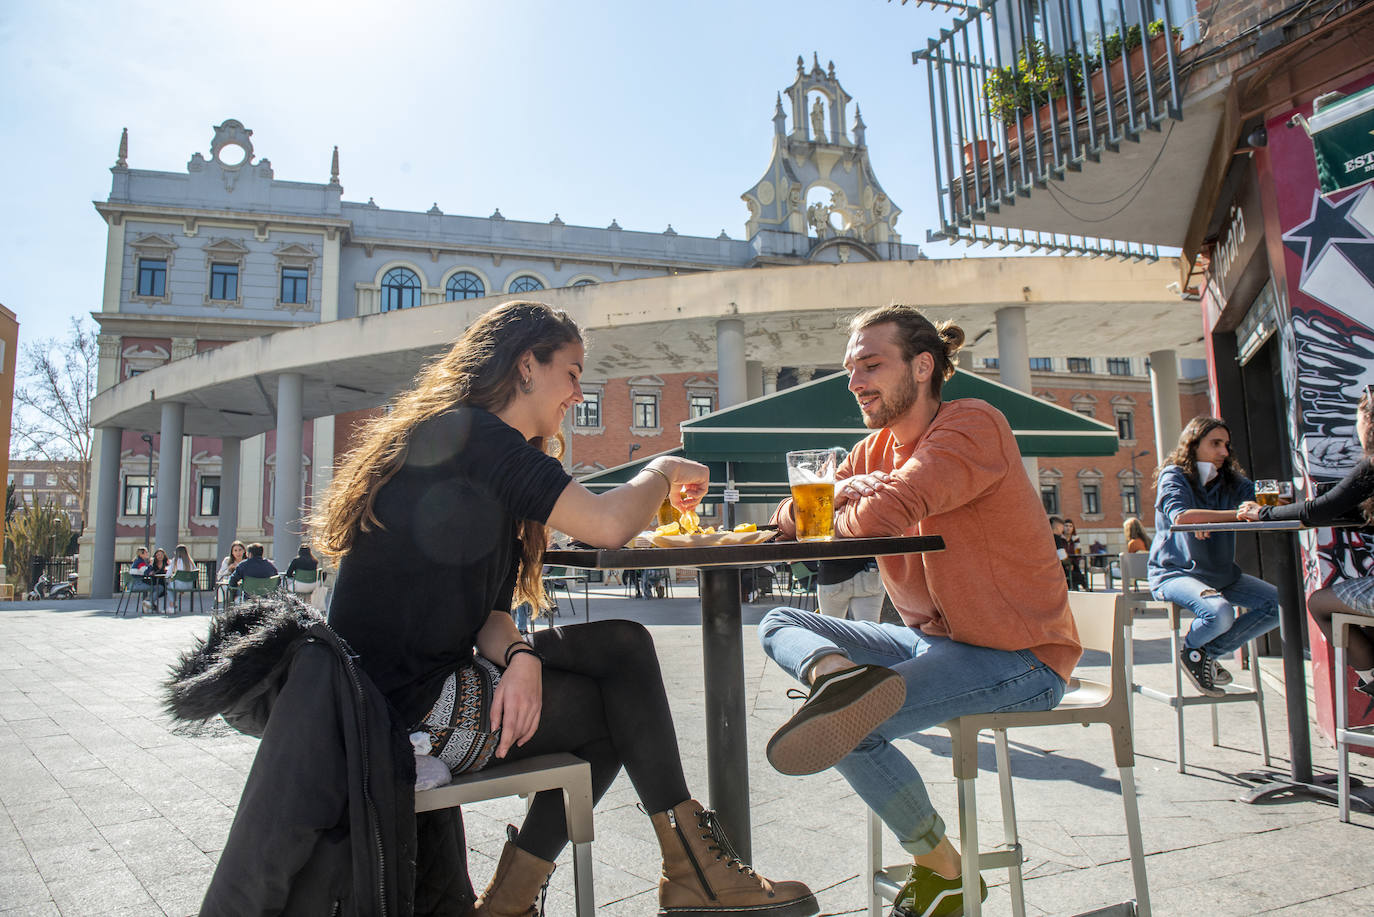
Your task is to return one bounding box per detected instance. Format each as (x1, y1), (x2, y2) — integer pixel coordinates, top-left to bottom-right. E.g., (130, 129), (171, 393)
(741, 56), (906, 265)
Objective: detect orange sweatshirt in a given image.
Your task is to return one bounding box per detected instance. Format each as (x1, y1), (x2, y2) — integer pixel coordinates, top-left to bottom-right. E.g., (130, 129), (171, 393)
(772, 398), (1081, 683)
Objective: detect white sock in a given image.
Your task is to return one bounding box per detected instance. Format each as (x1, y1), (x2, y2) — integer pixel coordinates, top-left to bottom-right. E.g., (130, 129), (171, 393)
(1355, 668), (1374, 685)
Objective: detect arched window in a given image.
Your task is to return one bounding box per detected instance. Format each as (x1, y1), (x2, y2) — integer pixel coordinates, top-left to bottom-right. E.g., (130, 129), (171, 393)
(509, 275), (544, 293)
(381, 268), (421, 312)
(446, 271), (484, 301)
(572, 278), (596, 287)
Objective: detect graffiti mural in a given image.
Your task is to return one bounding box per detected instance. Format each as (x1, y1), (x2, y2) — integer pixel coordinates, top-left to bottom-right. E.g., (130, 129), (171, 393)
(1264, 81), (1374, 738)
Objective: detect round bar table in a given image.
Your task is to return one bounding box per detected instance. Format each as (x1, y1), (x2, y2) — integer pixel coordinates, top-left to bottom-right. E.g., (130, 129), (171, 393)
(546, 533), (944, 861)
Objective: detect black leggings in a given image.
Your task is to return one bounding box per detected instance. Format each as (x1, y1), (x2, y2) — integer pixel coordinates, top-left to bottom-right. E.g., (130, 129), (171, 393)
(497, 619), (689, 861)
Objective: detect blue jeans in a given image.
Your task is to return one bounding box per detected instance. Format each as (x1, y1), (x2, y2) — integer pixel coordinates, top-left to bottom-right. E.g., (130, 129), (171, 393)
(514, 602), (533, 634)
(1151, 573), (1280, 656)
(758, 607), (1066, 855)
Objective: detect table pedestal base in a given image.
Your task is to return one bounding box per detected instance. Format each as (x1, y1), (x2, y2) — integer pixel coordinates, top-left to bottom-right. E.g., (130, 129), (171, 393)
(1235, 769), (1373, 811)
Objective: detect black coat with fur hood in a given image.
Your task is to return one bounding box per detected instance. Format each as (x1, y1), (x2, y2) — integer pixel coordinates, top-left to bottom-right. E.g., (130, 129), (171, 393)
(165, 596), (473, 916)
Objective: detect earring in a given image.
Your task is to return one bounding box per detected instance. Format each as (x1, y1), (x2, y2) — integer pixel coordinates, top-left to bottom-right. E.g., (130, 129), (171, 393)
(519, 376), (534, 394)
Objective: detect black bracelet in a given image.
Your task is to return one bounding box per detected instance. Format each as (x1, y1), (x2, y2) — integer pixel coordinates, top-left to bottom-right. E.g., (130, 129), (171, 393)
(505, 644), (542, 666)
(503, 640), (526, 665)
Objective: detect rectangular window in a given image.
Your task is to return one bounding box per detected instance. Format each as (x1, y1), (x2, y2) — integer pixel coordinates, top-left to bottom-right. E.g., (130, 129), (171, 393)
(1075, 404), (1094, 417)
(137, 258), (166, 297)
(123, 474), (153, 516)
(1122, 483), (1139, 515)
(982, 357), (1000, 369)
(22, 473), (34, 486)
(574, 392), (601, 427)
(46, 474), (57, 486)
(1082, 484), (1101, 515)
(633, 394), (659, 429)
(689, 394), (714, 418)
(281, 267), (309, 304)
(210, 263), (239, 301)
(1107, 357), (1132, 376)
(1029, 357), (1053, 371)
(198, 475), (221, 516)
(1067, 357), (1092, 373)
(1041, 484), (1059, 515)
(1116, 410), (1135, 441)
(65, 494), (76, 507)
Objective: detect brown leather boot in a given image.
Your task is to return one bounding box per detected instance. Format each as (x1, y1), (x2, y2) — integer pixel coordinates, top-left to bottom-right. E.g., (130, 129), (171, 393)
(474, 828), (556, 917)
(650, 799), (818, 917)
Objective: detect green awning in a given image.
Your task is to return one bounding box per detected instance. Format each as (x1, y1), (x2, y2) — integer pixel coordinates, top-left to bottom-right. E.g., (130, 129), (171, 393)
(576, 368), (1117, 500)
(680, 368), (1119, 461)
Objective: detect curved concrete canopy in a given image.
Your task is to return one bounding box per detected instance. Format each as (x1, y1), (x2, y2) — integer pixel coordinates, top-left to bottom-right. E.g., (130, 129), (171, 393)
(91, 256), (1200, 438)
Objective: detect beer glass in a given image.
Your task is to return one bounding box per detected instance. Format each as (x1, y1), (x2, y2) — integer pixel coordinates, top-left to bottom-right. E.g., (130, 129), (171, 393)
(1275, 481), (1294, 505)
(1255, 480), (1279, 507)
(787, 449), (844, 542)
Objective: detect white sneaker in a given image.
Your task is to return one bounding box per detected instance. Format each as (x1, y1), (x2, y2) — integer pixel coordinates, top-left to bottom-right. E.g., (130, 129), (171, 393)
(141, 600), (152, 611)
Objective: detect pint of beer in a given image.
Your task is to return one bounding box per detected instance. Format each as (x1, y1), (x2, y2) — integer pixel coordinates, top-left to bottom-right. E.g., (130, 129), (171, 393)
(787, 449), (844, 542)
(1255, 480), (1279, 507)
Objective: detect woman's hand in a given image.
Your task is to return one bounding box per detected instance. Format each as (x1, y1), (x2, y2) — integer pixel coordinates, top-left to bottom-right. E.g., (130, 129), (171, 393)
(833, 472), (893, 510)
(1237, 501), (1263, 521)
(654, 457), (709, 513)
(492, 653), (542, 758)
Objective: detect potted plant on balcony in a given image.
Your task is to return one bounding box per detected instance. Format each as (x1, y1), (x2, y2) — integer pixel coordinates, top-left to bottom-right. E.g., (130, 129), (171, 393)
(984, 40), (1081, 140)
(1089, 19), (1182, 102)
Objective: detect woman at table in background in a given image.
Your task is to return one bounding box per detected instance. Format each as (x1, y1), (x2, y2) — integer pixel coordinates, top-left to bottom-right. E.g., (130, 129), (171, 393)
(1123, 517), (1149, 553)
(217, 539), (247, 582)
(1239, 388), (1374, 705)
(318, 301), (818, 917)
(148, 547), (171, 605)
(1148, 416), (1280, 698)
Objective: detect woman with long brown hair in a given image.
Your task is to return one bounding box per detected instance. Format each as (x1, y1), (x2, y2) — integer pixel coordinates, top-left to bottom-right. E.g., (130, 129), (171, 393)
(1240, 388), (1374, 704)
(317, 301), (816, 917)
(1147, 416), (1280, 697)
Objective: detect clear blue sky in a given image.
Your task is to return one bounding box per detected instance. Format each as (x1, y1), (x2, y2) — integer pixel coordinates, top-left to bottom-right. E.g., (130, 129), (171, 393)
(1, 0), (964, 348)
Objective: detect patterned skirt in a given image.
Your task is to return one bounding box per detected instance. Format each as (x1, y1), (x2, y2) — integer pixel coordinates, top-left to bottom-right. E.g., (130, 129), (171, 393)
(1333, 575), (1374, 617)
(410, 656), (503, 776)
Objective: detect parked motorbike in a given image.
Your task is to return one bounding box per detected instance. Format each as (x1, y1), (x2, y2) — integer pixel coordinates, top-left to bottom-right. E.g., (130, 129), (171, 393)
(26, 572), (77, 601)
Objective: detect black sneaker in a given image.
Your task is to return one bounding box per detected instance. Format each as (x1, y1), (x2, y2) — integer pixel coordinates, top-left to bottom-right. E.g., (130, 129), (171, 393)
(1180, 646), (1225, 697)
(766, 664), (905, 776)
(1356, 678), (1374, 718)
(1211, 658), (1233, 686)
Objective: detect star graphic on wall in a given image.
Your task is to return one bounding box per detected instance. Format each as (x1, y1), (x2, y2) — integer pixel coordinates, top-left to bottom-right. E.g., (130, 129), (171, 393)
(1283, 189), (1374, 285)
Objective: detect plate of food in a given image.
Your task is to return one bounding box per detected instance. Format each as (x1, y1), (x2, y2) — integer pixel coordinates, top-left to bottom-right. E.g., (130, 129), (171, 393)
(647, 516), (779, 548)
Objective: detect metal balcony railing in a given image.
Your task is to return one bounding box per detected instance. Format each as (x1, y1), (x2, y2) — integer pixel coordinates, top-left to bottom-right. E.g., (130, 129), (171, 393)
(909, 0), (1187, 258)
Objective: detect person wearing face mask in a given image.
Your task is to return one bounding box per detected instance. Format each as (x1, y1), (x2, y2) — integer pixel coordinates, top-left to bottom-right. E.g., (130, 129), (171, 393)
(1147, 416), (1281, 697)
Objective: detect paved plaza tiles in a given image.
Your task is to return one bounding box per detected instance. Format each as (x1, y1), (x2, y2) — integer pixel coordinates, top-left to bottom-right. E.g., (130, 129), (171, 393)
(1, 588), (1371, 915)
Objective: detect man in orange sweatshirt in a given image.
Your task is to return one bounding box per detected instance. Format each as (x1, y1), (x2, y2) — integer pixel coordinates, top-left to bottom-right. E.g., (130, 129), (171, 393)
(759, 304), (1081, 917)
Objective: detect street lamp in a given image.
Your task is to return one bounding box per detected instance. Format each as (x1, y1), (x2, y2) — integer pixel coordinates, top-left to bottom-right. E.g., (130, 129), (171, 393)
(628, 443), (641, 462)
(1127, 449), (1150, 516)
(140, 433), (154, 551)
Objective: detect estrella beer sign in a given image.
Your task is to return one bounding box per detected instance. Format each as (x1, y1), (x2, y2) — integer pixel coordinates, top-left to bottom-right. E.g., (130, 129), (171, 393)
(1309, 84), (1374, 196)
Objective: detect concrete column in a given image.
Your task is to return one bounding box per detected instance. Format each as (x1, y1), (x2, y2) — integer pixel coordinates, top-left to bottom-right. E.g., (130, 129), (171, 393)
(217, 437), (241, 564)
(995, 306), (1038, 481)
(795, 366), (816, 384)
(715, 319), (747, 409)
(762, 365), (780, 394)
(155, 403), (185, 552)
(746, 360), (764, 401)
(1149, 349), (1182, 460)
(89, 426), (123, 598)
(274, 373), (305, 565)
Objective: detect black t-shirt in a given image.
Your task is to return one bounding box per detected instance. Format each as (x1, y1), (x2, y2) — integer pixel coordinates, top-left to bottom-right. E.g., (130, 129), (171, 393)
(1259, 457), (1374, 527)
(327, 408), (572, 726)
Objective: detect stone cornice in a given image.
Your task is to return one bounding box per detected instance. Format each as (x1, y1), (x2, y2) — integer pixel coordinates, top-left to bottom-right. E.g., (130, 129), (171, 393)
(346, 234), (735, 273)
(94, 201), (350, 232)
(92, 311), (309, 341)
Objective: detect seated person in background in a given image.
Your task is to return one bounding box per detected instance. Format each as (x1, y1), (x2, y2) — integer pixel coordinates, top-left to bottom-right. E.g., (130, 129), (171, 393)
(759, 304), (1079, 917)
(131, 546), (150, 574)
(1123, 517), (1149, 553)
(643, 568), (670, 598)
(284, 544), (319, 580)
(228, 542), (279, 589)
(1148, 416), (1280, 697)
(217, 540), (247, 582)
(1063, 518), (1089, 590)
(816, 557), (885, 622)
(1239, 387), (1374, 706)
(1050, 515), (1072, 586)
(148, 548), (171, 605)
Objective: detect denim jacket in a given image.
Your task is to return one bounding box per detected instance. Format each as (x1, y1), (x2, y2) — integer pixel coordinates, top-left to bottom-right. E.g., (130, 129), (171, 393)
(1147, 465), (1255, 591)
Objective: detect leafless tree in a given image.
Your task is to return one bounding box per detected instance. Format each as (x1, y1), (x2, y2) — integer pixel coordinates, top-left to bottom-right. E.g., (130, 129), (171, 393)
(13, 317), (97, 530)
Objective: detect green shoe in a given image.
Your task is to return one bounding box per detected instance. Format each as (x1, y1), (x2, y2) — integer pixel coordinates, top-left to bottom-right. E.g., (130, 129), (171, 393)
(891, 865), (987, 917)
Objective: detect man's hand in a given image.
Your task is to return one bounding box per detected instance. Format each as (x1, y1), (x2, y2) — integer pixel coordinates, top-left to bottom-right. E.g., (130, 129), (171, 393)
(1237, 501), (1263, 521)
(833, 471), (893, 510)
(491, 653), (542, 758)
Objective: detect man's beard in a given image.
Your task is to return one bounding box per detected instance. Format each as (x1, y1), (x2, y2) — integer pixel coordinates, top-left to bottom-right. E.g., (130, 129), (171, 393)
(859, 371), (919, 428)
